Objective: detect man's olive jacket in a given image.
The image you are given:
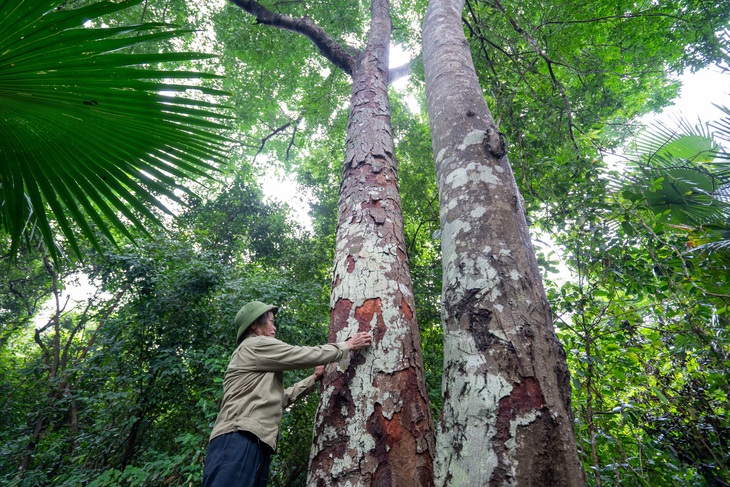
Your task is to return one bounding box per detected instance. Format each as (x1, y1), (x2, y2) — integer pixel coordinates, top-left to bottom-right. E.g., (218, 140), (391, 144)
(209, 335), (349, 450)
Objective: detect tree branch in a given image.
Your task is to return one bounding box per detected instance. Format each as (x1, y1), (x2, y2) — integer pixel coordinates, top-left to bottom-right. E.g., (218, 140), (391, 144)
(487, 0), (580, 153)
(464, 0), (500, 79)
(228, 0), (359, 76)
(286, 118), (301, 159)
(248, 118), (301, 162)
(388, 60), (412, 84)
(536, 10), (690, 29)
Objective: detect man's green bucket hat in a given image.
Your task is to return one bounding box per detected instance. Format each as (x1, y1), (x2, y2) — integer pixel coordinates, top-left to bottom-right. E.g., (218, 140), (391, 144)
(235, 301), (278, 343)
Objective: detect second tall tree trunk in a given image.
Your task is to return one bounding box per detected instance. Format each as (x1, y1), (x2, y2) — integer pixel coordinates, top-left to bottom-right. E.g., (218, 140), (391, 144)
(422, 0), (584, 485)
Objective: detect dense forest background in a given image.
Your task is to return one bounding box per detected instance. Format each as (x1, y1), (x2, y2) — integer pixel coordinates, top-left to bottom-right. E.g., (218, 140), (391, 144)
(1, 0), (729, 485)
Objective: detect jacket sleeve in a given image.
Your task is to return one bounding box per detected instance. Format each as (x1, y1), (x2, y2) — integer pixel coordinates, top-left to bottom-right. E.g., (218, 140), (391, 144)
(283, 375), (318, 408)
(253, 337), (349, 372)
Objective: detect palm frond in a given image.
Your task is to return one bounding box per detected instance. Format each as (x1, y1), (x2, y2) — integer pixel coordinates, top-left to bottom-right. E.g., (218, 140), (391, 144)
(710, 104), (730, 165)
(631, 117), (721, 165)
(0, 0), (232, 263)
(620, 112), (730, 240)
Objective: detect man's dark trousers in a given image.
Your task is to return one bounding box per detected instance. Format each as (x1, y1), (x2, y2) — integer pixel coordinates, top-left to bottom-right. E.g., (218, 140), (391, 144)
(202, 431), (272, 487)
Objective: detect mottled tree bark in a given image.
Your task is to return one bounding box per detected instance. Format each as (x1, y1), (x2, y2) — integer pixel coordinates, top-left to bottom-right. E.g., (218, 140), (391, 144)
(307, 0), (435, 485)
(422, 0), (584, 485)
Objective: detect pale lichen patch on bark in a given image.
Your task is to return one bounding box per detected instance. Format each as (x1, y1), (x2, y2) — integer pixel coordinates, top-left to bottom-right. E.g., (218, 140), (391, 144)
(443, 166), (470, 189)
(435, 331), (513, 486)
(440, 218), (472, 268)
(457, 129), (486, 150)
(467, 162), (500, 185)
(506, 410), (540, 451)
(442, 161), (500, 189)
(470, 205), (486, 218)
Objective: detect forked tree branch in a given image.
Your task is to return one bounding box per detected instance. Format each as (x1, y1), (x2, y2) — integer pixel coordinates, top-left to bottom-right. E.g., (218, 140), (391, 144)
(228, 0), (359, 76)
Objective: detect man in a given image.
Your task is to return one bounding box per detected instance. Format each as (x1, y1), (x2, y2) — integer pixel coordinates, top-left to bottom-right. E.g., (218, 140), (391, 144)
(203, 301), (372, 487)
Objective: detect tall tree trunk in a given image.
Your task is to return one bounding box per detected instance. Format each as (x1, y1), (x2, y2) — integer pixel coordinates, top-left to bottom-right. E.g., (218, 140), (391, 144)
(422, 0), (584, 485)
(307, 0), (435, 485)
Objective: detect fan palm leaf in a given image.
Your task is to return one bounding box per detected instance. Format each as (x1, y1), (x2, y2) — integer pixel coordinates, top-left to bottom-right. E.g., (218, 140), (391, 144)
(631, 116), (721, 164)
(0, 0), (232, 263)
(620, 110), (730, 254)
(623, 162), (729, 225)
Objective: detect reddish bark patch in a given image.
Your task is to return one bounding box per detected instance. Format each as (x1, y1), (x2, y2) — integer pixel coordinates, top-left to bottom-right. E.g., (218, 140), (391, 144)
(365, 370), (435, 486)
(361, 196), (380, 209)
(396, 246), (408, 264)
(357, 166), (392, 192)
(355, 298), (386, 342)
(361, 196), (388, 225)
(346, 254), (356, 273)
(367, 405), (402, 456)
(496, 377), (545, 439)
(370, 206), (388, 225)
(400, 297), (413, 320)
(330, 298), (353, 341)
(491, 377), (546, 486)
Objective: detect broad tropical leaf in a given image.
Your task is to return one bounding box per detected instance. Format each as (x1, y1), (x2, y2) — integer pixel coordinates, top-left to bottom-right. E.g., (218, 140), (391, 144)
(623, 162), (729, 225)
(0, 0), (232, 262)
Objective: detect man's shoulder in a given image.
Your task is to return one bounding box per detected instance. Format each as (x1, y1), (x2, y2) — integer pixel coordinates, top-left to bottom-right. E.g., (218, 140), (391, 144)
(242, 335), (285, 349)
(249, 335), (282, 343)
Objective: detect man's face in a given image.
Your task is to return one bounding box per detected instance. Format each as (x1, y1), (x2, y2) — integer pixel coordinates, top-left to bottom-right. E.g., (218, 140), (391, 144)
(253, 312), (276, 337)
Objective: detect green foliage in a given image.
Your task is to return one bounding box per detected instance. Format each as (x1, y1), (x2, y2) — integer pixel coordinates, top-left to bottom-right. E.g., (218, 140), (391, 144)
(0, 168), (332, 486)
(547, 109), (730, 485)
(553, 230), (729, 484)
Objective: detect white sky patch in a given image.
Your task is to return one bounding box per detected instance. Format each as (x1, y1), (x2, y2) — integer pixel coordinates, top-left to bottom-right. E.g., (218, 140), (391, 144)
(33, 274), (110, 329)
(259, 170), (315, 233)
(390, 44), (411, 73)
(531, 231), (572, 285)
(641, 66), (730, 128)
(390, 44), (420, 113)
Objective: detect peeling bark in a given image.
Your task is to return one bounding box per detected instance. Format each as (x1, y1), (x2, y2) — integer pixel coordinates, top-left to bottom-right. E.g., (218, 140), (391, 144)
(307, 0), (435, 484)
(422, 0), (584, 485)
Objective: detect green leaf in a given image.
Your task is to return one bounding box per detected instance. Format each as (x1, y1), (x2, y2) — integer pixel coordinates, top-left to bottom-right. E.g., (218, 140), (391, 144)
(652, 386), (670, 405)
